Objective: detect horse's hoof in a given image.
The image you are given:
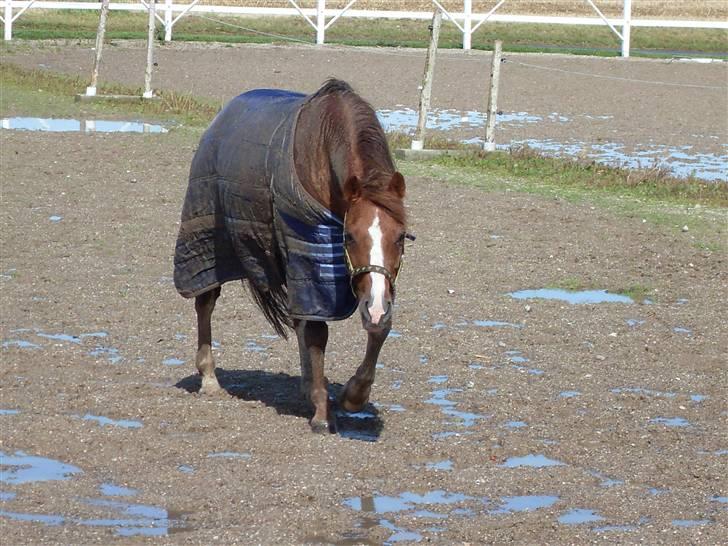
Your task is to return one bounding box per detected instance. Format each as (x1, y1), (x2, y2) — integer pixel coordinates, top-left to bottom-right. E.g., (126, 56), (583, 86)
(199, 378), (223, 396)
(340, 397), (365, 413)
(310, 419), (330, 434)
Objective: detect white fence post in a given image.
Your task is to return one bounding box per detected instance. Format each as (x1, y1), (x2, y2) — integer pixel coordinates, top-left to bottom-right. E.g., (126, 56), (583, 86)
(622, 0), (632, 57)
(4, 0), (12, 41)
(316, 0), (325, 44)
(143, 0), (156, 98)
(164, 0), (172, 42)
(462, 0), (472, 50)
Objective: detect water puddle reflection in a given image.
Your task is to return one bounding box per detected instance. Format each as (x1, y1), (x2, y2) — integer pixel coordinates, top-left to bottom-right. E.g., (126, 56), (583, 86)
(0, 409), (20, 415)
(1, 117), (168, 134)
(650, 417), (691, 427)
(0, 451), (82, 484)
(500, 454), (566, 468)
(508, 289), (633, 305)
(559, 508), (605, 525)
(491, 495), (559, 514)
(100, 483), (138, 497)
(207, 451), (251, 460)
(80, 414), (143, 429)
(672, 519), (712, 527)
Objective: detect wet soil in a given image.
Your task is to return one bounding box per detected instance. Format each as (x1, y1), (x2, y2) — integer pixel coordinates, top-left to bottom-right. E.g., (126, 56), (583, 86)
(1, 42), (727, 544)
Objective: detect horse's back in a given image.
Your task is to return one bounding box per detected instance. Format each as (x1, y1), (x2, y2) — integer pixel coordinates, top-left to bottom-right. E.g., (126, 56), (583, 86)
(174, 89), (305, 299)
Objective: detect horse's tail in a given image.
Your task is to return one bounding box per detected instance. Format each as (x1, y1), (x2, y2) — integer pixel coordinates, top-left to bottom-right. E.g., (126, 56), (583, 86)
(246, 282), (290, 340)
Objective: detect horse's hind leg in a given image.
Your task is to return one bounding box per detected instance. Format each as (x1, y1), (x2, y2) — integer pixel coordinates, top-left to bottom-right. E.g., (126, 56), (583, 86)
(195, 286), (222, 395)
(340, 328), (389, 412)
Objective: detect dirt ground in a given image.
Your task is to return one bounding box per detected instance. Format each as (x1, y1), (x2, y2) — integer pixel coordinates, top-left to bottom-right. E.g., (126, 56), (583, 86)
(1, 42), (727, 544)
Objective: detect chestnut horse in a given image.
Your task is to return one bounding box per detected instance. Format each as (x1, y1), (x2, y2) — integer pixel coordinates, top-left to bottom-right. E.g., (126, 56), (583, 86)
(174, 79), (410, 433)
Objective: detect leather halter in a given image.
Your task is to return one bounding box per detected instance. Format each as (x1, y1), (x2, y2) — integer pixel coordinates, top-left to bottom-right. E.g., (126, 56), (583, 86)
(342, 211), (413, 296)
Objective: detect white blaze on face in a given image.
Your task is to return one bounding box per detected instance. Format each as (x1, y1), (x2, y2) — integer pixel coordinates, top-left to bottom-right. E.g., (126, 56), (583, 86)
(367, 211), (387, 324)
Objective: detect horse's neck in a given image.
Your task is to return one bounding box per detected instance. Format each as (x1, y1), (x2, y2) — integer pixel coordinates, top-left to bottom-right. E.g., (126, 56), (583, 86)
(293, 99), (363, 217)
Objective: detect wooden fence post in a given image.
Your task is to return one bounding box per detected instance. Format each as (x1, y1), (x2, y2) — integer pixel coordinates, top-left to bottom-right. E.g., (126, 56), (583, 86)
(411, 9), (442, 151)
(483, 40), (502, 152)
(143, 0), (156, 98)
(86, 0), (110, 96)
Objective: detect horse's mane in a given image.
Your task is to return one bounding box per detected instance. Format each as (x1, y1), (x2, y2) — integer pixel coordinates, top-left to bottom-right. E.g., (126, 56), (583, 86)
(311, 79), (406, 226)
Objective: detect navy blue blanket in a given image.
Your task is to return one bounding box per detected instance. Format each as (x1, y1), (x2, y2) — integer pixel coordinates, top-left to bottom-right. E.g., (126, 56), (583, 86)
(174, 89), (357, 323)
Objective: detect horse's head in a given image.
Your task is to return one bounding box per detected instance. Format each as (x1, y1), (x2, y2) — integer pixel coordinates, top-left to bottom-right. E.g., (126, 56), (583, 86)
(343, 172), (410, 334)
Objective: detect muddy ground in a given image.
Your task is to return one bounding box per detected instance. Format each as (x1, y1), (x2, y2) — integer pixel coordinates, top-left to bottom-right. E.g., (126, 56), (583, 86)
(1, 42), (727, 544)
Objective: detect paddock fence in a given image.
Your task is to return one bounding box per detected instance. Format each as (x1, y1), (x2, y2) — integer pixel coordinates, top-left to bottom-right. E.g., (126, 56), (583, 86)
(2, 0), (727, 56)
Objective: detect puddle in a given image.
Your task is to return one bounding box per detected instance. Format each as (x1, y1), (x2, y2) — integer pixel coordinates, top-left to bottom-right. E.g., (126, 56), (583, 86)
(491, 495), (559, 514)
(36, 332), (81, 344)
(506, 138), (727, 182)
(375, 107), (726, 182)
(343, 490), (473, 515)
(207, 451), (251, 460)
(427, 375), (449, 384)
(377, 107), (542, 135)
(89, 346), (122, 364)
(472, 320), (522, 328)
(177, 465), (195, 474)
(49, 215), (63, 223)
(0, 451), (82, 483)
(379, 519), (423, 543)
(626, 319), (645, 327)
(1, 117), (168, 134)
(426, 387), (489, 428)
(425, 460), (453, 471)
(559, 391), (581, 398)
(711, 495), (728, 504)
(162, 357), (185, 366)
(0, 510), (65, 526)
(388, 330), (402, 338)
(500, 454), (566, 468)
(0, 491), (17, 501)
(82, 497), (186, 536)
(691, 394), (707, 402)
(589, 471), (623, 488)
(100, 483), (138, 497)
(0, 409), (20, 415)
(672, 519), (712, 527)
(650, 417), (691, 427)
(504, 421), (527, 429)
(593, 524), (638, 532)
(559, 508), (605, 525)
(418, 355), (429, 364)
(508, 289), (633, 304)
(611, 387), (677, 398)
(81, 414), (143, 429)
(673, 327), (692, 335)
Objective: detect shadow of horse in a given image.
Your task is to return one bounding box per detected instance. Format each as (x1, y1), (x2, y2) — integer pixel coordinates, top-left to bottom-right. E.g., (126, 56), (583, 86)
(175, 368), (383, 441)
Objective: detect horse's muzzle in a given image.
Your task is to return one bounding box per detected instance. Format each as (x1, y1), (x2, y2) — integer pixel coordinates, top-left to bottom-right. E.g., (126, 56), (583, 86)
(359, 298), (393, 333)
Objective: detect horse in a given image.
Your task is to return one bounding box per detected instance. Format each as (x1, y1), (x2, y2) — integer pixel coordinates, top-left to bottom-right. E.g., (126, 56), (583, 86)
(173, 79), (411, 433)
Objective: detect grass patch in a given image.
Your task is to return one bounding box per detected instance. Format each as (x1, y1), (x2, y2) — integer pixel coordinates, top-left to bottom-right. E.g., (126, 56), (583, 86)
(8, 11), (728, 57)
(0, 62), (219, 126)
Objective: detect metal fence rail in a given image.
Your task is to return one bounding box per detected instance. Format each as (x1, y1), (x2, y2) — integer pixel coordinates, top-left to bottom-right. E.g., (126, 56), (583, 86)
(2, 0), (727, 56)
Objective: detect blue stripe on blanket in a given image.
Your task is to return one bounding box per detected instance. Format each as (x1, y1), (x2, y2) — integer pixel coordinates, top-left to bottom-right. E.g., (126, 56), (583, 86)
(278, 209), (357, 319)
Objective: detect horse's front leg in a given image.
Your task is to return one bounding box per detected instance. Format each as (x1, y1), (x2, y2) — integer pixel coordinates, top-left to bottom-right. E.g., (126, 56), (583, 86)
(340, 327), (389, 412)
(295, 319), (331, 433)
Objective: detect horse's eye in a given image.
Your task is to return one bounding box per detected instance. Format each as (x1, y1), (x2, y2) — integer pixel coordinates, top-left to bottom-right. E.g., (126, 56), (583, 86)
(344, 232), (355, 245)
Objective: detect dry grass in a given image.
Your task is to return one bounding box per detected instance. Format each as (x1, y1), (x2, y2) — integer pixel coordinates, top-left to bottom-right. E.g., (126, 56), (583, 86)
(118, 1), (727, 21)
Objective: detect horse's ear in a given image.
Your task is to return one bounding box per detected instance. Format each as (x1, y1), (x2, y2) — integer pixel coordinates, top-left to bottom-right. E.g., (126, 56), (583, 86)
(343, 175), (362, 202)
(389, 172), (406, 198)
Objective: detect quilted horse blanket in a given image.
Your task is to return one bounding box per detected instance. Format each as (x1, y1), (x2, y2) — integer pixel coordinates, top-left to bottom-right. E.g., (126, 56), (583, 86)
(173, 88), (358, 332)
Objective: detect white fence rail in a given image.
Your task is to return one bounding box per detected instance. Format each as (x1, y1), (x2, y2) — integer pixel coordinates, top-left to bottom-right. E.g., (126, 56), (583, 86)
(2, 0), (727, 56)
